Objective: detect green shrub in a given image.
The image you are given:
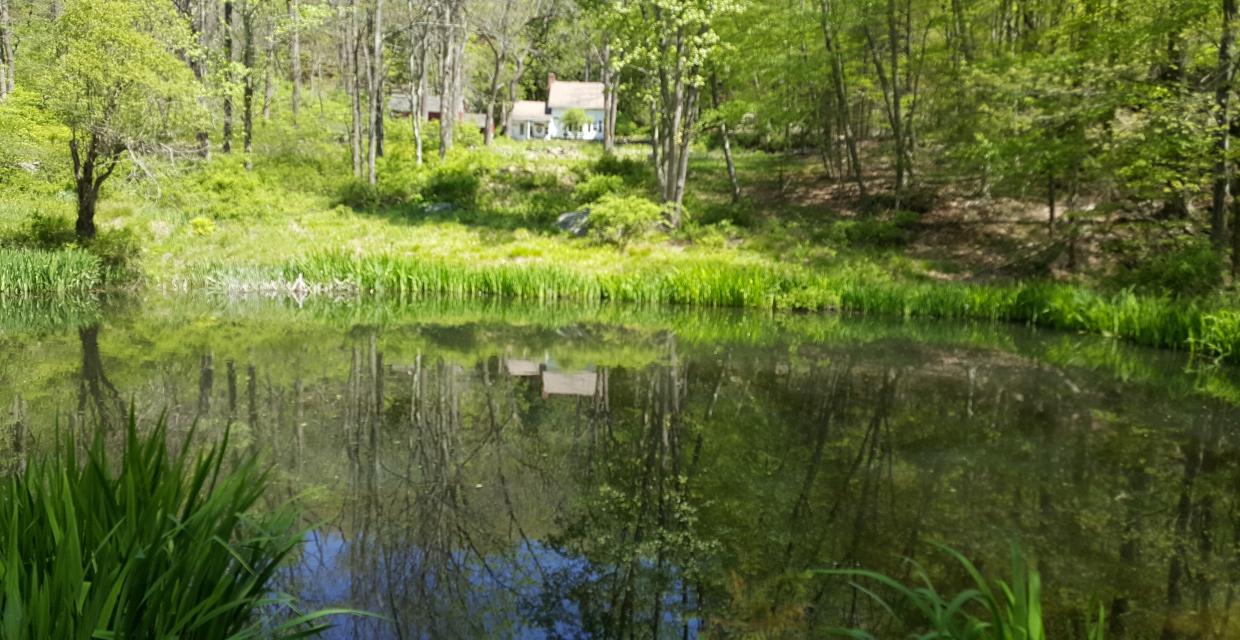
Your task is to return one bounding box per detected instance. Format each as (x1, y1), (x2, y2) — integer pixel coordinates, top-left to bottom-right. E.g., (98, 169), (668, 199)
(1108, 240), (1223, 298)
(588, 194), (665, 247)
(593, 154), (649, 184)
(4, 211), (77, 249)
(87, 226), (143, 283)
(835, 216), (913, 248)
(0, 247), (102, 295)
(190, 215), (216, 237)
(573, 174), (625, 204)
(819, 543), (1105, 640)
(424, 164), (480, 206)
(0, 415), (342, 638)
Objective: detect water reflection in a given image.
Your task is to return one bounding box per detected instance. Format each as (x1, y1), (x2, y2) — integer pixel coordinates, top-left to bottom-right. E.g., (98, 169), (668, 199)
(3, 298), (1240, 638)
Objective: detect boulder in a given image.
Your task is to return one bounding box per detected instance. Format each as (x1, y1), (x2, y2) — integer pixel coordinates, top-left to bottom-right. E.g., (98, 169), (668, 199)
(556, 209), (590, 236)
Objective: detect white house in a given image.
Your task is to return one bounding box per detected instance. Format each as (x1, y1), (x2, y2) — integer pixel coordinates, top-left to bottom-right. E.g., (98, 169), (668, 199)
(508, 100), (552, 140)
(508, 74), (605, 141)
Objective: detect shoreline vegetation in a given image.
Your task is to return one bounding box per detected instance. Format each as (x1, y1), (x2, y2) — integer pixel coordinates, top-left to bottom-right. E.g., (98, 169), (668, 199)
(7, 243), (1239, 365)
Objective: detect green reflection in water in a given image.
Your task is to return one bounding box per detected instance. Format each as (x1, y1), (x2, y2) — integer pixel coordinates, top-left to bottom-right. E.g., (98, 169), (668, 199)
(2, 294), (1239, 639)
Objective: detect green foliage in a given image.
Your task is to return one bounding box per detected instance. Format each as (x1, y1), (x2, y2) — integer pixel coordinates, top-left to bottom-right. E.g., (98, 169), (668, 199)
(1108, 240), (1223, 298)
(573, 174), (626, 204)
(821, 544), (1104, 640)
(0, 247), (102, 295)
(0, 415), (341, 638)
(588, 194), (665, 247)
(592, 154), (649, 184)
(190, 216), (216, 237)
(561, 108), (589, 138)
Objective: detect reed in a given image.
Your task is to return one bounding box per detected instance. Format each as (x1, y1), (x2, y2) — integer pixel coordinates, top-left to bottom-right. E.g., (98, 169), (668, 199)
(0, 414), (343, 638)
(0, 247), (102, 296)
(820, 544), (1104, 640)
(270, 251), (1240, 364)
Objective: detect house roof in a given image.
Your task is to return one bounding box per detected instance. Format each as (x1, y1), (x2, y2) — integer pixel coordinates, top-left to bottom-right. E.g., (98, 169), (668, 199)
(510, 100), (551, 122)
(387, 94), (464, 115)
(548, 81), (604, 110)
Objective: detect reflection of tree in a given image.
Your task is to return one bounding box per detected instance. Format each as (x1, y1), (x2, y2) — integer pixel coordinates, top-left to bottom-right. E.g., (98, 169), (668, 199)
(22, 320), (1240, 638)
(76, 325), (124, 432)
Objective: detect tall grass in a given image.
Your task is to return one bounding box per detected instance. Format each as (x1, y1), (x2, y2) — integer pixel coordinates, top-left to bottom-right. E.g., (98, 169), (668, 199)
(0, 415), (341, 638)
(820, 544), (1105, 640)
(0, 247), (102, 296)
(272, 251), (1240, 364)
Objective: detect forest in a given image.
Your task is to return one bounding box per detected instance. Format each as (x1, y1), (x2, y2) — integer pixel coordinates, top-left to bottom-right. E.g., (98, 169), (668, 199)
(3, 0), (1240, 637)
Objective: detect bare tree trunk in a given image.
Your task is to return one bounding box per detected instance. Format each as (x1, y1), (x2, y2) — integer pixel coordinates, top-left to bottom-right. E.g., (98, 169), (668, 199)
(409, 24), (427, 165)
(223, 0), (235, 153)
(602, 39), (618, 153)
(0, 0), (13, 98)
(289, 0), (301, 122)
(438, 1), (464, 160)
(1214, 0), (1237, 250)
(348, 0), (362, 177)
(367, 0), (383, 184)
(822, 0), (866, 198)
(711, 74), (740, 204)
(242, 3), (256, 168)
(262, 26), (274, 121)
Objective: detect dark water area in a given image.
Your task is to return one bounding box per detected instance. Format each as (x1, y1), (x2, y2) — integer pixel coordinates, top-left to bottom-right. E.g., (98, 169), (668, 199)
(2, 295), (1239, 639)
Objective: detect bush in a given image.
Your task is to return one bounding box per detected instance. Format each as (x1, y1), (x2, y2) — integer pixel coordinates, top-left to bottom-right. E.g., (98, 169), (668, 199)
(0, 415), (339, 638)
(573, 174), (625, 204)
(1108, 240), (1223, 298)
(833, 213), (918, 248)
(588, 194), (665, 247)
(593, 154), (649, 185)
(4, 211), (77, 249)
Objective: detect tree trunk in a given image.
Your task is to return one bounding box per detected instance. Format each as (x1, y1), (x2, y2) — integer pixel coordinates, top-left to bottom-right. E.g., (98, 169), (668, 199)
(289, 0), (301, 122)
(348, 0), (362, 178)
(602, 40), (617, 153)
(0, 0), (14, 98)
(483, 43), (504, 145)
(887, 0), (906, 195)
(223, 0), (235, 153)
(242, 4), (256, 167)
(710, 74), (740, 203)
(367, 0), (383, 185)
(69, 133), (120, 240)
(1212, 0), (1236, 250)
(262, 28), (274, 121)
(822, 0), (867, 198)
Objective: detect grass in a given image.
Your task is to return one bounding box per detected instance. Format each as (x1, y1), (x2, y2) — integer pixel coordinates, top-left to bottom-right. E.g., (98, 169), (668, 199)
(179, 248), (1240, 363)
(0, 414), (343, 638)
(0, 247), (102, 296)
(1, 94), (1237, 365)
(820, 544), (1105, 640)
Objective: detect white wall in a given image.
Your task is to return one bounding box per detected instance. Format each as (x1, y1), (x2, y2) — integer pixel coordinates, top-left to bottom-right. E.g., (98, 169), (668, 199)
(548, 108), (606, 141)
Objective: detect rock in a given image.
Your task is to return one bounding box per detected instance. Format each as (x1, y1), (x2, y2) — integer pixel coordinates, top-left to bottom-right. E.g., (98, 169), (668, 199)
(556, 209), (590, 236)
(18, 161), (40, 173)
(425, 202), (455, 214)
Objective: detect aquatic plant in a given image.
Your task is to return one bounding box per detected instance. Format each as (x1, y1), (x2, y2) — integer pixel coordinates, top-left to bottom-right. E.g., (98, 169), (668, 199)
(264, 251), (1240, 364)
(820, 544), (1104, 640)
(0, 247), (101, 296)
(0, 414), (344, 638)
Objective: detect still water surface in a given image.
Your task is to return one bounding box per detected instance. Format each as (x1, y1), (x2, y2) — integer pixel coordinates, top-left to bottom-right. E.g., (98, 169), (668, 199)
(2, 295), (1239, 639)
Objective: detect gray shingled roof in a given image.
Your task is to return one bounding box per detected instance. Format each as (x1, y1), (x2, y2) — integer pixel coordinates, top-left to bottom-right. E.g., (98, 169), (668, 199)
(510, 100), (551, 122)
(547, 82), (604, 110)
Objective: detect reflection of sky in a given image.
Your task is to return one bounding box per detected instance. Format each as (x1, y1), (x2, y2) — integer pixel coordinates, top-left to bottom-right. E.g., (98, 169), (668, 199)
(285, 530), (699, 639)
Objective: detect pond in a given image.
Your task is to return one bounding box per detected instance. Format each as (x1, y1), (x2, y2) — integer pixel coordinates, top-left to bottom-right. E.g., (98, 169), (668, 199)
(2, 294), (1238, 639)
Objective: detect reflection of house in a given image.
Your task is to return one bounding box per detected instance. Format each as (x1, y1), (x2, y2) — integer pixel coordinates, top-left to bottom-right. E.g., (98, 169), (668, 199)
(541, 371), (598, 398)
(502, 355), (601, 398)
(505, 358), (541, 377)
(508, 74), (605, 141)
